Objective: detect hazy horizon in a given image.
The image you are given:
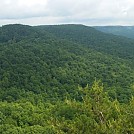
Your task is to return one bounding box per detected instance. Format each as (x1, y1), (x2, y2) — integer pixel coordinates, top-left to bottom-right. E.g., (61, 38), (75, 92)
(1, 23), (134, 27)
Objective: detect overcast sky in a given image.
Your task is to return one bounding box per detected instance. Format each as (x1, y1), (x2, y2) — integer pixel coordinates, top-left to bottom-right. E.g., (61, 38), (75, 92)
(0, 0), (134, 26)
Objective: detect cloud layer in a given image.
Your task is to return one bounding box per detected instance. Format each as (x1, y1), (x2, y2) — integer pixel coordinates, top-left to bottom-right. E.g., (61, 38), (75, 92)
(0, 0), (134, 26)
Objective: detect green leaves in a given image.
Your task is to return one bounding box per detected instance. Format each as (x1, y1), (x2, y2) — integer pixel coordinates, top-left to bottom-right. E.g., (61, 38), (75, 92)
(0, 81), (134, 133)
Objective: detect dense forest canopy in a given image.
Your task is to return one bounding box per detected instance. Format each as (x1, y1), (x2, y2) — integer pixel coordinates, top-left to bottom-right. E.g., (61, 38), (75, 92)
(0, 24), (134, 133)
(36, 25), (134, 62)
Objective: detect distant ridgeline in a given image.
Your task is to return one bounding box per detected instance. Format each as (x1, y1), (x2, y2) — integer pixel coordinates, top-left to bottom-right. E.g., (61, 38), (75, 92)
(94, 26), (134, 39)
(0, 24), (134, 133)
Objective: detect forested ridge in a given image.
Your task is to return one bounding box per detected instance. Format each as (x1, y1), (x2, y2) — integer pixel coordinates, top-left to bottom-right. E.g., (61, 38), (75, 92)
(0, 24), (134, 133)
(37, 25), (134, 62)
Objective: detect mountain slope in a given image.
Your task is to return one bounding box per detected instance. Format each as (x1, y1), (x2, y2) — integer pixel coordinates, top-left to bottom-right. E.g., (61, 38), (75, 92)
(36, 25), (134, 63)
(0, 24), (134, 133)
(0, 24), (134, 103)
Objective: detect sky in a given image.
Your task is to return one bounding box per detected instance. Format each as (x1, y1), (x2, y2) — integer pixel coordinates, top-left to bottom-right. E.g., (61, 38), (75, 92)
(0, 0), (134, 26)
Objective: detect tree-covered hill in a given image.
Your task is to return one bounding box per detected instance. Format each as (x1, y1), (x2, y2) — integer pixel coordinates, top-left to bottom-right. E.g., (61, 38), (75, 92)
(0, 24), (55, 44)
(0, 24), (36, 43)
(36, 24), (134, 62)
(0, 24), (134, 133)
(0, 24), (134, 103)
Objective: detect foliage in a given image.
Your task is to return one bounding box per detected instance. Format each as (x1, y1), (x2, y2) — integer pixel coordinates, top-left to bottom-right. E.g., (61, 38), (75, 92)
(0, 24), (134, 133)
(0, 81), (134, 133)
(0, 24), (134, 103)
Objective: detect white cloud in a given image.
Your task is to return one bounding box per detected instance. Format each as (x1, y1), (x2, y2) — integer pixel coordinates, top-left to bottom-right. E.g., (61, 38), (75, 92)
(0, 0), (134, 25)
(0, 0), (48, 19)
